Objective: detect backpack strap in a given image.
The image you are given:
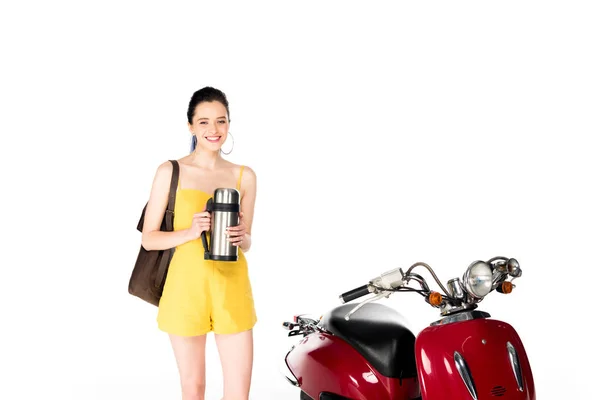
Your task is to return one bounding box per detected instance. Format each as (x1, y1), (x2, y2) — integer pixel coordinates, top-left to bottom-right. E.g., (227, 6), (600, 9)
(155, 159), (179, 288)
(165, 160), (179, 231)
(137, 160), (180, 232)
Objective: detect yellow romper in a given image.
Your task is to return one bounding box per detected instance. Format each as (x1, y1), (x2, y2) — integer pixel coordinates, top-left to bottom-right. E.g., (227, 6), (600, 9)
(156, 166), (257, 336)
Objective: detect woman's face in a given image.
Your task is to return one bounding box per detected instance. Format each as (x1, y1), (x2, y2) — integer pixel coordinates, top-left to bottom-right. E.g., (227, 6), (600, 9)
(189, 101), (229, 152)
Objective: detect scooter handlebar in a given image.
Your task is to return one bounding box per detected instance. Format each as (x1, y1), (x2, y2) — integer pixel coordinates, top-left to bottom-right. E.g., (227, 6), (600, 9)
(339, 284), (371, 304)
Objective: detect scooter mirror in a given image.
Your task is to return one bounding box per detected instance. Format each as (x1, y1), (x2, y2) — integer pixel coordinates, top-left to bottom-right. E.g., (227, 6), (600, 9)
(507, 258), (522, 277)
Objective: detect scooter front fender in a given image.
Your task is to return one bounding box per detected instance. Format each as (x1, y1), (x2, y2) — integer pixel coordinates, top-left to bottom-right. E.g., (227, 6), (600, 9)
(284, 331), (420, 400)
(415, 317), (535, 400)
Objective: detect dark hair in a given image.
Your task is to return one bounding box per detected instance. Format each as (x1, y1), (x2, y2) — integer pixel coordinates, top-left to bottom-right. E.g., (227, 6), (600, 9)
(187, 86), (230, 124)
(188, 87), (230, 153)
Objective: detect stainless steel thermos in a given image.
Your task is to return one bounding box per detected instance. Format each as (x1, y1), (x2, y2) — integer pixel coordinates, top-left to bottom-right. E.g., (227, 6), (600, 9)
(200, 188), (240, 261)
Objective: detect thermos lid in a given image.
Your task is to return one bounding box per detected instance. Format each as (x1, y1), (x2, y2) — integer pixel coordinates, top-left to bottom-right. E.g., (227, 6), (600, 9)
(213, 188), (240, 204)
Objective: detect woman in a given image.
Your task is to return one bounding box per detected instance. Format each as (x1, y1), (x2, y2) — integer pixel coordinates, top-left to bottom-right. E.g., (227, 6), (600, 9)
(141, 87), (257, 400)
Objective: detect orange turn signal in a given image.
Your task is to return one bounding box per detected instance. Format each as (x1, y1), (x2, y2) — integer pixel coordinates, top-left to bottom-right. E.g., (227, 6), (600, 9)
(429, 291), (443, 306)
(501, 281), (513, 294)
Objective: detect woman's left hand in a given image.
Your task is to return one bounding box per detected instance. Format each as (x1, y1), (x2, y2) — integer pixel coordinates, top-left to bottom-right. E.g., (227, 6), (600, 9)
(226, 212), (247, 247)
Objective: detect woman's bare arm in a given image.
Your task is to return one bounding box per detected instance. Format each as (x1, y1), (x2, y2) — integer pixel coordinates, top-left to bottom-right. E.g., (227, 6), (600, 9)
(227, 166), (257, 252)
(141, 161), (195, 250)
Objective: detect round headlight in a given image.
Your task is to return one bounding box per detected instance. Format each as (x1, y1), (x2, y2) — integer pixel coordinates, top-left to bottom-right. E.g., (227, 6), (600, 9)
(463, 261), (493, 298)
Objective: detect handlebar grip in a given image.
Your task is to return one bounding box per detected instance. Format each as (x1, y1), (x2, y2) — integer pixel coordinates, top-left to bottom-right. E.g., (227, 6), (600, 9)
(340, 284), (371, 304)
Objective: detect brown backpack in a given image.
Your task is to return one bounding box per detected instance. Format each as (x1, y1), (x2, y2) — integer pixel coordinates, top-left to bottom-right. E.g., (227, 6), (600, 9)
(128, 160), (179, 306)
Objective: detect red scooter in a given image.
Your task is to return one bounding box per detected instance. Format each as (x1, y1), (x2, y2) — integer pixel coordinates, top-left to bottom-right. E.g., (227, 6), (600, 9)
(280, 256), (535, 399)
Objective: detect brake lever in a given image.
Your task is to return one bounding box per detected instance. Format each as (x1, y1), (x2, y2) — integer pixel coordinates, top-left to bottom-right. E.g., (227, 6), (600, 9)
(344, 290), (392, 321)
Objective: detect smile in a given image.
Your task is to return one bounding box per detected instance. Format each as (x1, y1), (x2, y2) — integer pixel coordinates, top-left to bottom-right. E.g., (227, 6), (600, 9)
(205, 136), (221, 143)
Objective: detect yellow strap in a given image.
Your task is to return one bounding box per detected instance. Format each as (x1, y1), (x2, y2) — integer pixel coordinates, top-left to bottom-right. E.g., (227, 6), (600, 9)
(236, 165), (245, 191)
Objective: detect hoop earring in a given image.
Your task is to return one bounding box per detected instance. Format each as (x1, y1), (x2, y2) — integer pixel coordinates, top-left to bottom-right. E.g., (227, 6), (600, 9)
(221, 132), (235, 155)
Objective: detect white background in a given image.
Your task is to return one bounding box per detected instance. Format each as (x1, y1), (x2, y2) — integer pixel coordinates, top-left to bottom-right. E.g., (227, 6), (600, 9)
(1, 1), (598, 399)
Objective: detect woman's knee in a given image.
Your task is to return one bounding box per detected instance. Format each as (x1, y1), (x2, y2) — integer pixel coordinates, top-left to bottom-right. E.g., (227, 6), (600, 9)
(223, 394), (248, 400)
(181, 379), (206, 400)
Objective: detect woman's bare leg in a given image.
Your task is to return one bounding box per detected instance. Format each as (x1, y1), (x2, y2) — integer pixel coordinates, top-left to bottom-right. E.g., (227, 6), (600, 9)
(169, 334), (208, 400)
(215, 329), (254, 400)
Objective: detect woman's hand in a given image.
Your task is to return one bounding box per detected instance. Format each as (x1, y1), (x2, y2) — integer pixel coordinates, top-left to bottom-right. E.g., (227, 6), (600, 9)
(226, 212), (248, 247)
(188, 210), (211, 240)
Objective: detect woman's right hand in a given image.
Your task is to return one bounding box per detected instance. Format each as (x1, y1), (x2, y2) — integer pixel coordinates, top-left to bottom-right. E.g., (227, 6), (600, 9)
(188, 211), (211, 240)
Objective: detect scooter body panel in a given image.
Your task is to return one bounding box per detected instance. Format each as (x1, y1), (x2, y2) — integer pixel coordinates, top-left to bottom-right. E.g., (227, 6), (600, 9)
(285, 331), (420, 400)
(415, 317), (535, 400)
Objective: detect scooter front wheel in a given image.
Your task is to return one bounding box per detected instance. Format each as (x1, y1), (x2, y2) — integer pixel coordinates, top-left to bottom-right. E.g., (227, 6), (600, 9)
(301, 391), (360, 400)
(300, 391), (311, 400)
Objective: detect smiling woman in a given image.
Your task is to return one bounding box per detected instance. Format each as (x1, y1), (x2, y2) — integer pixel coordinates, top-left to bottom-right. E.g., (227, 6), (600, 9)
(188, 88), (233, 154)
(140, 87), (258, 400)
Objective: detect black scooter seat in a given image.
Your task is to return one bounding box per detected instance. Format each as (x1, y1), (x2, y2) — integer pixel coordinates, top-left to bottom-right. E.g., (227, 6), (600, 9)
(319, 303), (417, 379)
